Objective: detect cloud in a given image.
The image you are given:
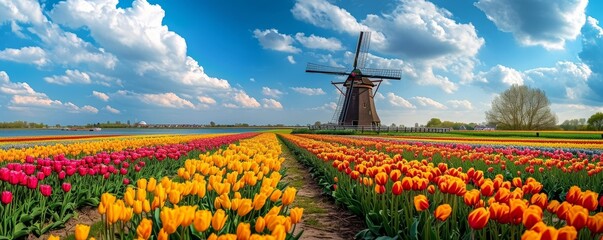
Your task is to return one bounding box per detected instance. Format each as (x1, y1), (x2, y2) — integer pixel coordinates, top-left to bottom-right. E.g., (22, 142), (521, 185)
(64, 102), (98, 113)
(447, 100), (473, 110)
(45, 70), (91, 85)
(223, 103), (238, 108)
(249, 78), (256, 82)
(81, 105), (99, 113)
(287, 55), (296, 64)
(0, 47), (48, 66)
(412, 96), (447, 109)
(253, 29), (300, 53)
(386, 92), (416, 109)
(294, 0), (483, 93)
(262, 98), (283, 109)
(232, 90), (261, 108)
(262, 87), (284, 98)
(140, 92), (195, 109)
(310, 102), (337, 111)
(294, 33), (343, 51)
(291, 87), (326, 95)
(46, 0), (230, 93)
(375, 92), (385, 100)
(475, 0), (588, 50)
(197, 96), (216, 105)
(474, 65), (525, 91)
(92, 91), (110, 102)
(105, 105), (120, 114)
(579, 17), (603, 101)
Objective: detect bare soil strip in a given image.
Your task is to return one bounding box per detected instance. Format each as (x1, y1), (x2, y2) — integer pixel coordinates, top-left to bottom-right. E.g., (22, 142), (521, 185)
(280, 141), (365, 240)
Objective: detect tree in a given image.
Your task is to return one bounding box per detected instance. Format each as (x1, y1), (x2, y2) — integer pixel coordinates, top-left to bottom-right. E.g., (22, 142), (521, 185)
(485, 85), (557, 130)
(210, 121), (216, 127)
(314, 121), (322, 126)
(426, 118), (442, 127)
(559, 118), (587, 131)
(587, 112), (603, 130)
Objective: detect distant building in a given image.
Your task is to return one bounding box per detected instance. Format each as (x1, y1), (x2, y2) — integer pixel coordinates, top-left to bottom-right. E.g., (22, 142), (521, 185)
(136, 121), (148, 127)
(474, 125), (495, 131)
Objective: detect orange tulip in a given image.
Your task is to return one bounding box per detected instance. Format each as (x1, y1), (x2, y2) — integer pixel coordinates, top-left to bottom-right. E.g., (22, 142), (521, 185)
(587, 213), (603, 234)
(557, 226), (577, 240)
(133, 200), (143, 214)
(566, 186), (582, 205)
(157, 228), (168, 240)
(289, 207), (304, 224)
(480, 180), (494, 197)
(494, 188), (511, 203)
(434, 204), (452, 221)
(271, 224), (286, 240)
(74, 224), (90, 240)
(512, 177), (522, 188)
(566, 205), (588, 230)
(147, 177), (157, 192)
(136, 218), (153, 240)
(509, 198), (527, 219)
(521, 230), (540, 240)
(556, 201), (572, 220)
(270, 189), (282, 202)
(464, 189), (480, 207)
(580, 191), (599, 211)
(522, 207), (542, 229)
(402, 177), (413, 191)
(468, 207), (489, 230)
(375, 172), (388, 185)
(427, 185), (435, 194)
(237, 199), (253, 217)
(255, 216), (266, 233)
(546, 200), (560, 213)
(236, 222), (251, 240)
(530, 193), (548, 209)
(281, 187), (297, 206)
(160, 207), (183, 234)
(540, 227), (557, 240)
(168, 189), (181, 205)
(193, 210), (212, 232)
(392, 181), (403, 195)
(137, 178), (147, 190)
(212, 209), (228, 231)
(47, 235), (60, 240)
(413, 195), (429, 212)
(252, 193), (268, 210)
(375, 184), (386, 194)
(531, 221), (548, 233)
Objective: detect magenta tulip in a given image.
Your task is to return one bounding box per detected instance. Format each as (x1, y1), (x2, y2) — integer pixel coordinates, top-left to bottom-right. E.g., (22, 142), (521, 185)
(40, 184), (52, 197)
(62, 182), (72, 192)
(1, 191), (12, 205)
(27, 176), (38, 189)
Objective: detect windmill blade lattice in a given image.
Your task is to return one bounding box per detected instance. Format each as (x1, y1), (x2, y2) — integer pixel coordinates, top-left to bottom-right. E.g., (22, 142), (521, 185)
(305, 63), (349, 75)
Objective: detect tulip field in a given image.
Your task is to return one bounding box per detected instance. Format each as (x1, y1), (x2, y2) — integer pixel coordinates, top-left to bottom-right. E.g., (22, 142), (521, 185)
(0, 133), (304, 240)
(279, 133), (603, 240)
(1, 130), (603, 240)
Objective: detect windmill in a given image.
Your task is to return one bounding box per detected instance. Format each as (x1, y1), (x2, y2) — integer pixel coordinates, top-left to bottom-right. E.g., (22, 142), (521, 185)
(305, 31), (402, 127)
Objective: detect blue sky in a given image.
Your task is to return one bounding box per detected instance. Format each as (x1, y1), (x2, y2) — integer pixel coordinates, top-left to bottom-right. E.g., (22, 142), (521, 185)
(1, 0), (602, 126)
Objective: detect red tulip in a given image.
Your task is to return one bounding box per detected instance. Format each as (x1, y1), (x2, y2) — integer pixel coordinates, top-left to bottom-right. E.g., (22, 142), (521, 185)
(58, 171), (66, 180)
(468, 207), (490, 230)
(392, 181), (403, 195)
(1, 191), (12, 205)
(40, 184), (52, 197)
(62, 182), (72, 192)
(27, 176), (38, 189)
(123, 178), (130, 185)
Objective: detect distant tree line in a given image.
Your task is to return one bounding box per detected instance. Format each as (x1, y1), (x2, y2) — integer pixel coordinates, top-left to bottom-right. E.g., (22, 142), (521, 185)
(425, 118), (479, 130)
(0, 121), (47, 128)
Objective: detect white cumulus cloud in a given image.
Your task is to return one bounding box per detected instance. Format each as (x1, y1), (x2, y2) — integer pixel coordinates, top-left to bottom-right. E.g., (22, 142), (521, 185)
(92, 91), (109, 102)
(140, 92), (195, 109)
(291, 87), (326, 95)
(294, 33), (343, 51)
(262, 98), (283, 109)
(412, 96), (447, 109)
(447, 100), (473, 110)
(475, 0), (588, 50)
(253, 28), (300, 53)
(262, 87), (284, 98)
(0, 47), (48, 66)
(197, 96), (216, 105)
(232, 90), (261, 108)
(386, 92), (416, 109)
(105, 105), (120, 114)
(287, 55), (296, 64)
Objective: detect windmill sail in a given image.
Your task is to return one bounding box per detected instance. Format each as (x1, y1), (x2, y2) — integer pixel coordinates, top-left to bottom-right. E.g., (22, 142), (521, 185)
(330, 93), (345, 124)
(355, 31), (371, 69)
(305, 63), (348, 75)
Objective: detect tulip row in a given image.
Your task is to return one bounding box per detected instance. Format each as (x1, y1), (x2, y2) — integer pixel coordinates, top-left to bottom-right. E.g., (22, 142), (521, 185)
(298, 134), (603, 197)
(279, 133), (603, 240)
(388, 135), (603, 150)
(66, 133), (303, 240)
(0, 134), (226, 162)
(0, 133), (257, 239)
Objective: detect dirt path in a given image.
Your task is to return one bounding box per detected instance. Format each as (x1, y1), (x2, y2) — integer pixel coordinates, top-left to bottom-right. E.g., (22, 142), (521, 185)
(280, 140), (365, 240)
(27, 207), (100, 240)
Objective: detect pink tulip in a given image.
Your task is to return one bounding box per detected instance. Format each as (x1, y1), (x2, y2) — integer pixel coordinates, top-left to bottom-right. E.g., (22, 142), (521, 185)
(58, 171), (66, 180)
(62, 182), (72, 192)
(123, 178), (130, 185)
(40, 184), (52, 197)
(27, 176), (38, 189)
(1, 191), (12, 205)
(120, 168), (128, 175)
(23, 164), (36, 175)
(36, 171), (45, 181)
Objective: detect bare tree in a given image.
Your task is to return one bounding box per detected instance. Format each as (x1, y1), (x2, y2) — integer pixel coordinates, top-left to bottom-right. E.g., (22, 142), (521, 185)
(486, 85), (557, 130)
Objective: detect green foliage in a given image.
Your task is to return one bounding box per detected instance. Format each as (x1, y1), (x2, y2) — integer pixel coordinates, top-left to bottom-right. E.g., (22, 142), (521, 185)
(587, 112), (603, 130)
(425, 118), (442, 127)
(0, 121), (46, 128)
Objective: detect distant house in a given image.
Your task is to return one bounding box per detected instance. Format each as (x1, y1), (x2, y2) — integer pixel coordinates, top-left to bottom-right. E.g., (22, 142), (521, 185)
(474, 125), (495, 131)
(136, 121), (148, 127)
(459, 125), (467, 130)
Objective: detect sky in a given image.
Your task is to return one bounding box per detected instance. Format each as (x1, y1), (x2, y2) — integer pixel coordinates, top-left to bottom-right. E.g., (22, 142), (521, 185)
(1, 0), (602, 126)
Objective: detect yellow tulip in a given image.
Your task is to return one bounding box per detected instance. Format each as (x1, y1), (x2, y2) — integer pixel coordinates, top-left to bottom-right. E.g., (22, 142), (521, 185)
(137, 178), (147, 190)
(47, 235), (60, 240)
(237, 199), (253, 217)
(160, 207), (183, 234)
(255, 216), (266, 233)
(136, 188), (146, 202)
(136, 218), (153, 240)
(133, 200), (143, 214)
(212, 209), (228, 231)
(124, 187), (135, 206)
(147, 177), (157, 192)
(253, 193), (268, 210)
(193, 210), (212, 232)
(168, 189), (181, 205)
(180, 206), (197, 227)
(236, 222), (251, 240)
(281, 187), (296, 206)
(143, 199), (151, 213)
(270, 190), (282, 202)
(74, 224), (90, 240)
(289, 207), (304, 224)
(271, 224), (286, 240)
(157, 228), (168, 240)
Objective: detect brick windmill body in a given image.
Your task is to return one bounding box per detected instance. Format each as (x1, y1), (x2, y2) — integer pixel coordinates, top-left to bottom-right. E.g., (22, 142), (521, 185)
(306, 31), (402, 127)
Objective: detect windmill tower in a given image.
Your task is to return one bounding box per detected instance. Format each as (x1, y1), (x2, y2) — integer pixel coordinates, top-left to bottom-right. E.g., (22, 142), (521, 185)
(305, 31), (402, 127)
